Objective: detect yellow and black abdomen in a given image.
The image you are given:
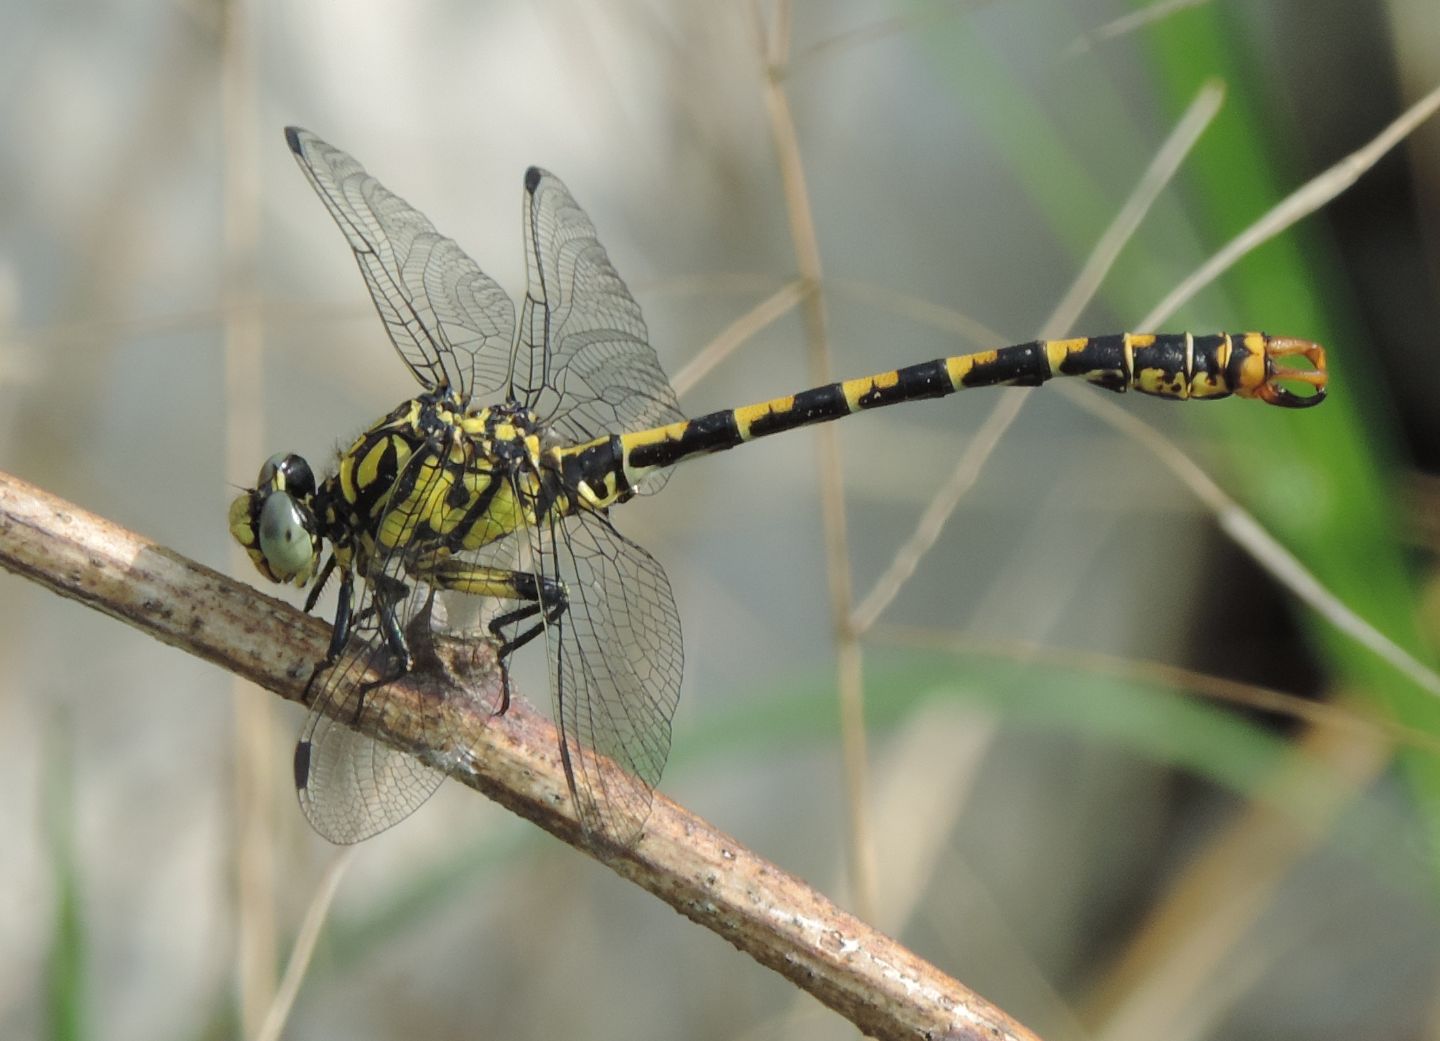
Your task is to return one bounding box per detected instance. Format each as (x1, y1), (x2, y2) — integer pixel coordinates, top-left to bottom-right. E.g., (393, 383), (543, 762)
(947, 332), (1326, 405)
(577, 331), (1326, 494)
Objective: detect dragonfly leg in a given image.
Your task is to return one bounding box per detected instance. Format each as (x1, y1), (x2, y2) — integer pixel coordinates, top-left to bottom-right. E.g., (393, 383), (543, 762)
(367, 573), (415, 668)
(304, 570), (414, 725)
(301, 568), (355, 708)
(429, 561), (568, 715)
(302, 554), (338, 615)
(489, 579), (567, 715)
(347, 573), (417, 721)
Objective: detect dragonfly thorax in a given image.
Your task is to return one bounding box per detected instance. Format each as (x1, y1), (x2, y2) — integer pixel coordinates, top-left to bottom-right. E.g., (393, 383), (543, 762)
(473, 399), (547, 469)
(231, 393), (566, 603)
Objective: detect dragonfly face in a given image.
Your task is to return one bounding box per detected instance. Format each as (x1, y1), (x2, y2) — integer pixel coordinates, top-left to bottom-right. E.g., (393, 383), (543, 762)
(230, 452), (323, 587)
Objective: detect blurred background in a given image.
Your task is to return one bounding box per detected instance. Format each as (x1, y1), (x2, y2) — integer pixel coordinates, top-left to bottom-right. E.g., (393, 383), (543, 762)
(3, 1), (1440, 1039)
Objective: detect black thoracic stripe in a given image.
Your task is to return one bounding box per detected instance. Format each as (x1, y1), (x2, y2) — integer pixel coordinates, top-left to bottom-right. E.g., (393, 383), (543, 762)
(856, 359), (951, 408)
(344, 434), (391, 520)
(375, 441), (449, 545)
(628, 410), (742, 471)
(529, 468), (560, 520)
(962, 339), (1055, 389)
(384, 439), (430, 511)
(367, 437), (401, 494)
(444, 460), (506, 550)
(445, 455), (473, 508)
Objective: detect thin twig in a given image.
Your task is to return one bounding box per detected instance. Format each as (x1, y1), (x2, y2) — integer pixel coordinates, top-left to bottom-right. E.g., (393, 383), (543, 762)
(0, 470), (1042, 1041)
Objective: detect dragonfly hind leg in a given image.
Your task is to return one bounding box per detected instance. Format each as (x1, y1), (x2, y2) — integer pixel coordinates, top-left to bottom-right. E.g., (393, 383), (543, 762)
(428, 560), (568, 715)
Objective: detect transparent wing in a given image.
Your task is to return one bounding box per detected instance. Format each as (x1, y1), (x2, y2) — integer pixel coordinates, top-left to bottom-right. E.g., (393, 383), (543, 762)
(296, 445), (506, 843)
(286, 127), (516, 404)
(516, 167), (685, 491)
(530, 506), (682, 845)
(296, 576), (450, 844)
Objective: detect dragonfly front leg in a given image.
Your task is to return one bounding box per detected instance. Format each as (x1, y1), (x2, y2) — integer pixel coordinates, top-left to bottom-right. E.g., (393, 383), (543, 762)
(309, 568), (415, 711)
(429, 560), (568, 715)
(300, 567), (354, 709)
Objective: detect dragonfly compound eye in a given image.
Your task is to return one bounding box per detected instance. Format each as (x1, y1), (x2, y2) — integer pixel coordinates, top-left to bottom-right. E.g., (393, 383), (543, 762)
(257, 491), (319, 583)
(258, 452), (317, 500)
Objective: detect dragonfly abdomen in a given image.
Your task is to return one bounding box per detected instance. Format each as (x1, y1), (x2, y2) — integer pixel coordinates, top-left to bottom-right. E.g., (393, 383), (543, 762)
(598, 332), (1325, 493)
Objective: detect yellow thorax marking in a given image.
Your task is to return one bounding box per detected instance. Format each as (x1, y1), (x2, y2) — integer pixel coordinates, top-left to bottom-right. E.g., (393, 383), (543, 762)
(356, 438), (389, 490)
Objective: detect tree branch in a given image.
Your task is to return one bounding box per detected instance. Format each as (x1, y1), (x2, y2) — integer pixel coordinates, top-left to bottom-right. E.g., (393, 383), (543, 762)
(0, 468), (1041, 1041)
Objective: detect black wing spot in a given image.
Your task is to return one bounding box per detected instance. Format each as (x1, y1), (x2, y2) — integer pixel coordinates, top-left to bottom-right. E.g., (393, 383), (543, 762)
(294, 740), (312, 791)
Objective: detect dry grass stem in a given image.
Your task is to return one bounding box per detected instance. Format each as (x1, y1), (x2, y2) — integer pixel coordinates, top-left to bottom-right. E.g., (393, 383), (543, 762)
(851, 388), (1028, 634)
(1065, 0), (1213, 57)
(1063, 389), (1440, 700)
(669, 278), (806, 397)
(253, 850), (355, 1041)
(1140, 79), (1440, 329)
(750, 0), (878, 920)
(852, 80), (1220, 634)
(829, 278), (1005, 346)
(220, 2), (278, 1031)
(871, 624), (1440, 753)
(1043, 79), (1224, 336)
(1084, 724), (1393, 1041)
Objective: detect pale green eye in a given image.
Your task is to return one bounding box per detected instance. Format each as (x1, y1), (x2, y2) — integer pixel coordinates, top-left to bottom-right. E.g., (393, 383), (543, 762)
(258, 492), (313, 580)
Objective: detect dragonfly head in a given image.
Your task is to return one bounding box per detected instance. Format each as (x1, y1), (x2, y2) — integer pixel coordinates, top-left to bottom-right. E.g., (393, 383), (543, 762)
(230, 452), (322, 587)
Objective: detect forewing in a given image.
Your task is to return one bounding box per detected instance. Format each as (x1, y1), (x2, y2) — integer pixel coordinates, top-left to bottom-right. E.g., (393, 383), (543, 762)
(286, 127), (516, 403)
(533, 508), (682, 845)
(516, 168), (684, 490)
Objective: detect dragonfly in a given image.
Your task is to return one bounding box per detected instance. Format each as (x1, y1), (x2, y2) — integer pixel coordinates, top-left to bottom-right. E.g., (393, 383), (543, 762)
(230, 127), (1328, 847)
